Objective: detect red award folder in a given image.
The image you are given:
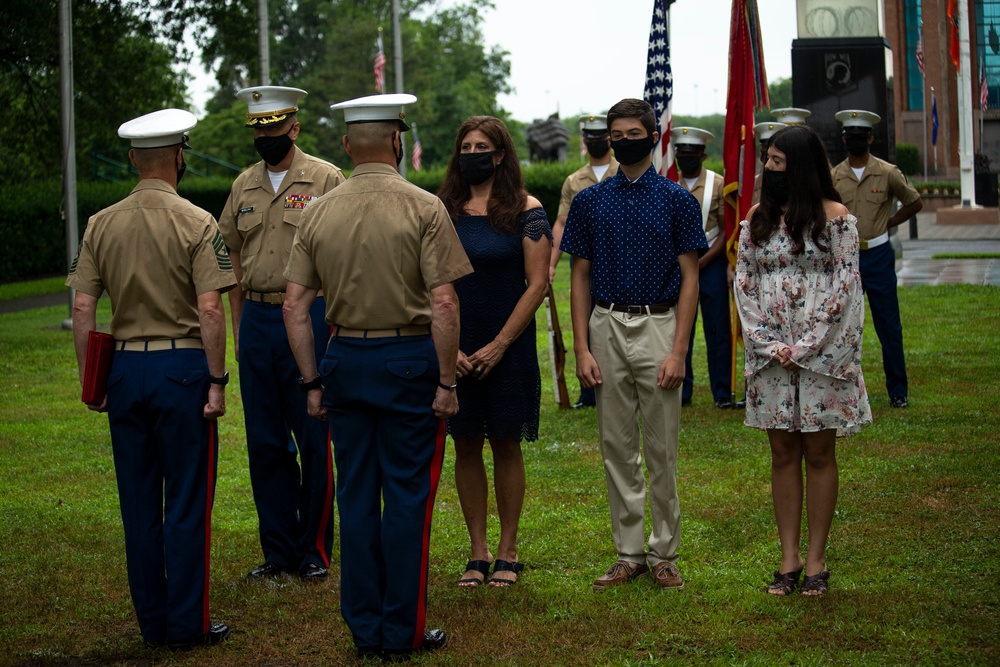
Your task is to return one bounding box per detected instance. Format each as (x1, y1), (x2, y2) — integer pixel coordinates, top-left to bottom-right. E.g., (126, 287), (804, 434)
(81, 330), (115, 405)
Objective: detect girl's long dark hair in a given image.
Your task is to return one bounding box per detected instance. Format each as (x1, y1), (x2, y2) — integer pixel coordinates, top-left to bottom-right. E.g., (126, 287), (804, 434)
(749, 125), (842, 254)
(438, 116), (527, 233)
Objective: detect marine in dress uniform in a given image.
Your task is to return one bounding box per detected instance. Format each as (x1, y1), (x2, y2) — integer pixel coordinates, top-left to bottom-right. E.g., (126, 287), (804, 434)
(282, 94), (473, 661)
(751, 121), (787, 206)
(217, 86), (343, 580)
(831, 110), (922, 408)
(550, 113), (620, 408)
(770, 107), (812, 126)
(672, 127), (732, 408)
(67, 109), (235, 648)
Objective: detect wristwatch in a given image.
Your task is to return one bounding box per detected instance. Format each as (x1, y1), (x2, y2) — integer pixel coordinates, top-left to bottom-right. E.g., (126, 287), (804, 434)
(438, 381), (458, 391)
(209, 371), (229, 386)
(299, 374), (323, 392)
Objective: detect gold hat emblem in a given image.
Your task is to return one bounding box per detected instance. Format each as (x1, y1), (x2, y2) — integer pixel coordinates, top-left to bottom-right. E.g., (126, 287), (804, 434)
(682, 128), (689, 134)
(399, 112), (406, 120)
(852, 111), (859, 118)
(252, 91), (262, 102)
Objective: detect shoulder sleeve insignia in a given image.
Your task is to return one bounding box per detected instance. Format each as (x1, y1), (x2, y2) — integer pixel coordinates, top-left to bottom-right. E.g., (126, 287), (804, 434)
(212, 228), (233, 271)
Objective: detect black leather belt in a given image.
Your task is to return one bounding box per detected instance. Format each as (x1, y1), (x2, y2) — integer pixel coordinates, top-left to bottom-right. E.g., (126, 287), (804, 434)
(595, 299), (676, 314)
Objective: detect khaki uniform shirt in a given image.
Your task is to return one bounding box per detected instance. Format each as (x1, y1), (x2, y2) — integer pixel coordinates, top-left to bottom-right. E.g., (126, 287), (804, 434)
(831, 155), (921, 240)
(284, 162), (473, 329)
(557, 158), (620, 217)
(679, 168), (725, 241)
(66, 179), (236, 341)
(218, 146), (345, 292)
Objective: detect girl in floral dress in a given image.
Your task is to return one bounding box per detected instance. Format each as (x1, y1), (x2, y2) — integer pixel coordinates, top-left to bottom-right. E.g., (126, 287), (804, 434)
(735, 125), (871, 597)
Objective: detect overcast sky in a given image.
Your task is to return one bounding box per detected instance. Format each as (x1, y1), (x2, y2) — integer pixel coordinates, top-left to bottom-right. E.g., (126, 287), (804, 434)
(185, 0), (799, 122)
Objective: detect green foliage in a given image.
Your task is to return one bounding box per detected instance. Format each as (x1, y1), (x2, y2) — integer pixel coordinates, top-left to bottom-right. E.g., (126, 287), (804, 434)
(0, 0), (187, 184)
(760, 77), (793, 117)
(896, 143), (920, 176)
(0, 178), (236, 282)
(151, 0), (511, 171)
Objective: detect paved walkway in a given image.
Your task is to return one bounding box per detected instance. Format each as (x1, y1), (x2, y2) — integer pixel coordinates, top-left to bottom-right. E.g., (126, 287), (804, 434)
(897, 213), (1000, 287)
(3, 214), (998, 316)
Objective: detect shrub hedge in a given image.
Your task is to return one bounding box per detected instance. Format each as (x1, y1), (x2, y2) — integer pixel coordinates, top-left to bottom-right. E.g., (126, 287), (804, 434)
(6, 159), (735, 282)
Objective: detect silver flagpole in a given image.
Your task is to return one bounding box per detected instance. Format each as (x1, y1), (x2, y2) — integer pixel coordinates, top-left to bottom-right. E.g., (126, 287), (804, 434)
(258, 0), (270, 85)
(59, 0), (78, 329)
(392, 0), (407, 178)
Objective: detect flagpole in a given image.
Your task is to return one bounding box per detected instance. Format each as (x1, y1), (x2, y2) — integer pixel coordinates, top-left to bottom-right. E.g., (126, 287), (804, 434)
(257, 0), (270, 85)
(59, 0), (78, 329)
(957, 0), (976, 207)
(933, 87), (938, 174)
(392, 0), (407, 178)
(921, 28), (927, 180)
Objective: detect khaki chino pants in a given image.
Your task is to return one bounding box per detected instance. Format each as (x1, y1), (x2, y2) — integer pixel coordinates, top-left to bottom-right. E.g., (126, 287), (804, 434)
(590, 305), (681, 566)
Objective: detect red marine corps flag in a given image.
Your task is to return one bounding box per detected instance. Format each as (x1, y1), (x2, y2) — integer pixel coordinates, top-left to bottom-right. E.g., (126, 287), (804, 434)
(723, 0), (769, 267)
(643, 0), (678, 180)
(723, 0), (769, 404)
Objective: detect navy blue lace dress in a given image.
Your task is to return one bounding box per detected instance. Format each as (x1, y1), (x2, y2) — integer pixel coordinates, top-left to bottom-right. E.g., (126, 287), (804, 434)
(448, 207), (552, 443)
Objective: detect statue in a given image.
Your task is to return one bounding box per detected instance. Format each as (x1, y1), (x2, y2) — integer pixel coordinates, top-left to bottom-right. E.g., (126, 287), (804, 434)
(525, 114), (570, 163)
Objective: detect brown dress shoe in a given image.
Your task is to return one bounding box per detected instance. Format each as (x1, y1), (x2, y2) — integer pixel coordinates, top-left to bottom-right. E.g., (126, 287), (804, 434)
(651, 561), (684, 590)
(593, 560), (649, 590)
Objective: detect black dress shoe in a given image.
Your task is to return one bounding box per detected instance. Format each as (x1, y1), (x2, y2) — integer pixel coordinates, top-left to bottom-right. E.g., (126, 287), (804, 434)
(299, 563), (329, 580)
(382, 629), (448, 662)
(247, 561), (287, 578)
(165, 622), (230, 650)
(890, 396), (909, 408)
(714, 399), (734, 409)
(681, 398), (692, 407)
(572, 400), (595, 409)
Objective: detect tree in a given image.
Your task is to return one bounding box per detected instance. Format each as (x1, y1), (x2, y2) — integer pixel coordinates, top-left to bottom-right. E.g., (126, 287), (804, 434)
(148, 0), (511, 170)
(0, 0), (187, 183)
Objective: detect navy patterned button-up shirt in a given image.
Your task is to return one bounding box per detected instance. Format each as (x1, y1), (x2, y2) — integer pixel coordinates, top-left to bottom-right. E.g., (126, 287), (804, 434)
(561, 165), (707, 304)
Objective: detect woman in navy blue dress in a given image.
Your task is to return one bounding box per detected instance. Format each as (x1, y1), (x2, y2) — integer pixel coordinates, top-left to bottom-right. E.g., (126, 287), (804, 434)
(438, 116), (552, 587)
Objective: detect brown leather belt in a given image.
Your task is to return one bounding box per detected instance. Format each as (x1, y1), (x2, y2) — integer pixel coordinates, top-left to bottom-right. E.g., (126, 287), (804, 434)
(247, 291), (285, 304)
(333, 324), (431, 339)
(116, 338), (203, 352)
(595, 299), (676, 314)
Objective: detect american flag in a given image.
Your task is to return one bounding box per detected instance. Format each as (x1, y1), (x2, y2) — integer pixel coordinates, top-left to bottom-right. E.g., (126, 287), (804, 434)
(981, 61), (990, 111)
(374, 34), (386, 93)
(643, 0), (676, 179)
(916, 33), (925, 78)
(411, 124), (423, 171)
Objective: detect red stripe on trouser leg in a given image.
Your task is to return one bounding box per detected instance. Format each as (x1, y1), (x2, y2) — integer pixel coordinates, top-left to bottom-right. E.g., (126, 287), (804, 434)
(313, 428), (334, 568)
(411, 419), (446, 649)
(202, 420), (217, 634)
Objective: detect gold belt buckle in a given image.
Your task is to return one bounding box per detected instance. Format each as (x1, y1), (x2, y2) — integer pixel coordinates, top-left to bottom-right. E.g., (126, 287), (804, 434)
(860, 239), (869, 251)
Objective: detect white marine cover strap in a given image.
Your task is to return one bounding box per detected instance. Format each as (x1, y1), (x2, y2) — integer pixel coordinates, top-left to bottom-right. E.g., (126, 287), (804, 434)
(701, 170), (719, 243)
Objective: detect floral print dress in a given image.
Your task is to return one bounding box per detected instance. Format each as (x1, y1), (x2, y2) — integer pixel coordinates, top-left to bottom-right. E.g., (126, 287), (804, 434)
(735, 214), (872, 435)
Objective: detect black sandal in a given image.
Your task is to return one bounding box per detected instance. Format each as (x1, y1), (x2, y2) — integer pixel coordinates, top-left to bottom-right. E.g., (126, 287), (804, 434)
(488, 560), (524, 588)
(800, 571), (830, 596)
(458, 560), (492, 588)
(766, 568), (803, 596)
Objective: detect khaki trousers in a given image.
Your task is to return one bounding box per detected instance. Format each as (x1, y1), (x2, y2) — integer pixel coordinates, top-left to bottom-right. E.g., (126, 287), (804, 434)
(590, 305), (681, 565)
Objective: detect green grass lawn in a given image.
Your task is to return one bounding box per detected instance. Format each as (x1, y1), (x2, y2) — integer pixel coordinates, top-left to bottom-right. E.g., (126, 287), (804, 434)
(1, 274), (998, 666)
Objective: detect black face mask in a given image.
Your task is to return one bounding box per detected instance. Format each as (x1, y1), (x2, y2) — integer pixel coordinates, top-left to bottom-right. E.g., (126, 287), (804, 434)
(393, 132), (404, 167)
(586, 139), (610, 159)
(254, 131), (294, 166)
(762, 170), (789, 205)
(177, 159), (187, 186)
(458, 150), (498, 185)
(610, 135), (654, 166)
(676, 155), (702, 175)
(844, 135), (870, 157)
